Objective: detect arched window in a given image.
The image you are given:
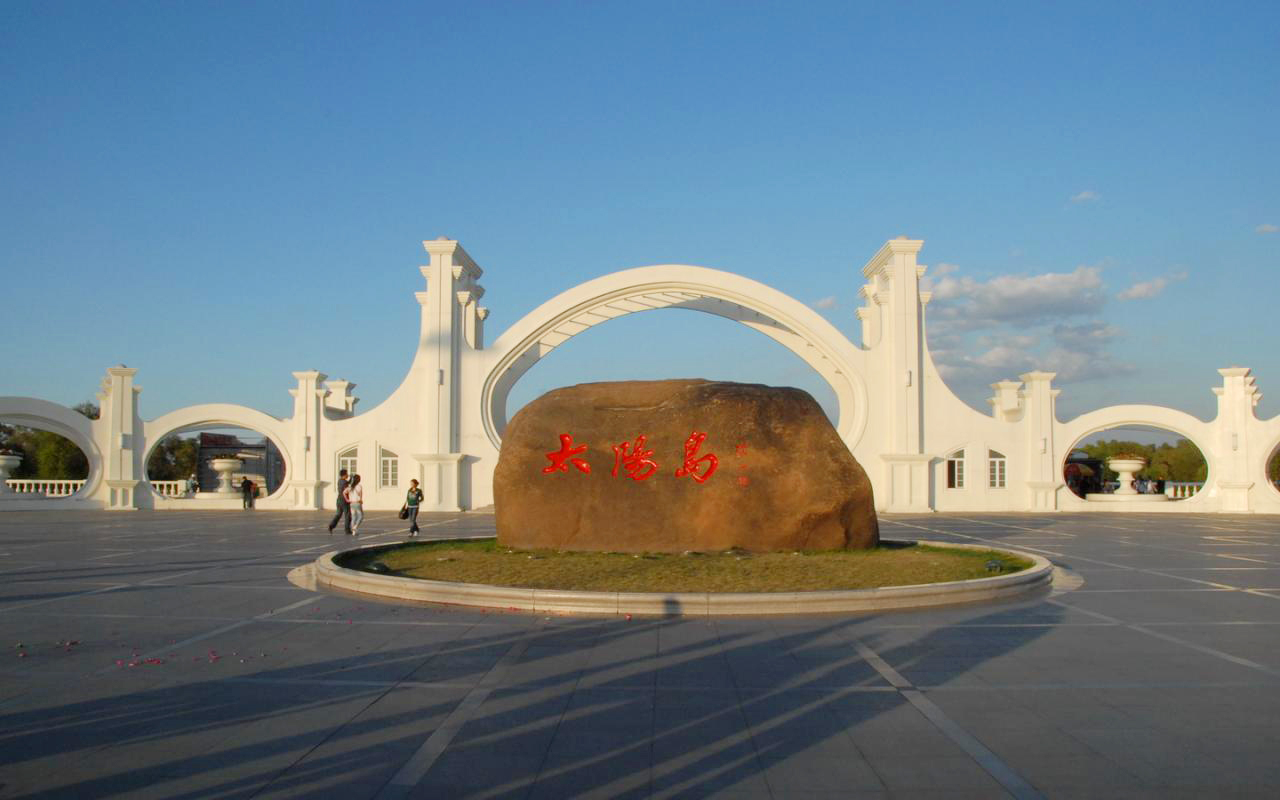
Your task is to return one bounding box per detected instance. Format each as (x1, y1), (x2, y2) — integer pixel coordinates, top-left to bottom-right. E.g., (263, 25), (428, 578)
(380, 448), (399, 488)
(946, 449), (965, 489)
(337, 447), (358, 480)
(988, 450), (1007, 488)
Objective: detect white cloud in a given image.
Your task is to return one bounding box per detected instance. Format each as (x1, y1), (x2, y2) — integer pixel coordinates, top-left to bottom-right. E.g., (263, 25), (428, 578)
(932, 262), (960, 277)
(1116, 269), (1188, 301)
(1258, 223), (1279, 234)
(1070, 190), (1100, 203)
(924, 267), (1133, 411)
(812, 295), (837, 310)
(1052, 321), (1121, 344)
(929, 265), (1105, 329)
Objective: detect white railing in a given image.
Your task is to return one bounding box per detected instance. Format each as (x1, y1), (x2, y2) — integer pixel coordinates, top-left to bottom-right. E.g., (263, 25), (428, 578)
(4, 479), (195, 498)
(5, 479), (87, 497)
(1166, 481), (1204, 500)
(151, 480), (187, 497)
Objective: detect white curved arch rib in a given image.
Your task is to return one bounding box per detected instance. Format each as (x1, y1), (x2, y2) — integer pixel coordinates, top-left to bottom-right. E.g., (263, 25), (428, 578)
(1059, 405), (1213, 453)
(0, 397), (102, 497)
(479, 265), (868, 450)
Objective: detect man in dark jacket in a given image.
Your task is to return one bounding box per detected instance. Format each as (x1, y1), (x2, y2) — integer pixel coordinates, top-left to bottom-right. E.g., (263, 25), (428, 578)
(328, 469), (351, 534)
(240, 477), (254, 509)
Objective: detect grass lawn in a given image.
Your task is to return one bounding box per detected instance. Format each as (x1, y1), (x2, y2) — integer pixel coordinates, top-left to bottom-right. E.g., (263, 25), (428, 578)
(337, 539), (1033, 593)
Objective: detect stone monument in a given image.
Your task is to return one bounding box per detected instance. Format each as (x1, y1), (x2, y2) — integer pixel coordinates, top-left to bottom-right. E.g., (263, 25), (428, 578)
(494, 380), (879, 552)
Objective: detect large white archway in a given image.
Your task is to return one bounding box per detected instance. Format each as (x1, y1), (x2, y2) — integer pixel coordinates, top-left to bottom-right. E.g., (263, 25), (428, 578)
(142, 404), (294, 502)
(0, 397), (102, 498)
(479, 265), (869, 450)
(1058, 405), (1215, 507)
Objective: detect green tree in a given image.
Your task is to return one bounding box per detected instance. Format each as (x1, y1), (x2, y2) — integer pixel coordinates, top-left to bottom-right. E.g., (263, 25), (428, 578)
(0, 402), (99, 479)
(147, 435), (199, 481)
(1078, 437), (1207, 482)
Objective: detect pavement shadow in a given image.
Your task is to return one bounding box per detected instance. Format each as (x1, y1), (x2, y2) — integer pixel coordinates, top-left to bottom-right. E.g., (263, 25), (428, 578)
(0, 593), (1062, 798)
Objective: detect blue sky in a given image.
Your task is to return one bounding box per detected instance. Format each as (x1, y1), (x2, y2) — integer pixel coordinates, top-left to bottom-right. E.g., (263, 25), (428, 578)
(3, 1), (1277, 434)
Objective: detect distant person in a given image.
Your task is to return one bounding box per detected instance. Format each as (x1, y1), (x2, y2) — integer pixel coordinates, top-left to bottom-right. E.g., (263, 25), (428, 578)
(240, 476), (254, 509)
(187, 474), (198, 496)
(346, 474), (364, 536)
(405, 478), (424, 537)
(328, 468), (352, 534)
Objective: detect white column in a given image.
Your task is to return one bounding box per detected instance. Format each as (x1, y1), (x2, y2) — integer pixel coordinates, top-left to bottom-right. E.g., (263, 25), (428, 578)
(101, 366), (141, 510)
(863, 238), (931, 512)
(416, 238), (486, 509)
(1212, 367), (1259, 512)
(287, 370), (327, 509)
(1020, 371), (1062, 510)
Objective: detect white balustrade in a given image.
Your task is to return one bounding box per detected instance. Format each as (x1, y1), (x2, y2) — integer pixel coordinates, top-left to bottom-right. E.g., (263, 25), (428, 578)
(5, 479), (87, 497)
(4, 479), (199, 498)
(1165, 481), (1204, 500)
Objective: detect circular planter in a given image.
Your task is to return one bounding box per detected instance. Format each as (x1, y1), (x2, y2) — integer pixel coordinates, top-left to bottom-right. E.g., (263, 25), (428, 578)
(0, 453), (21, 494)
(208, 458), (242, 493)
(311, 539), (1055, 616)
(1107, 456), (1147, 496)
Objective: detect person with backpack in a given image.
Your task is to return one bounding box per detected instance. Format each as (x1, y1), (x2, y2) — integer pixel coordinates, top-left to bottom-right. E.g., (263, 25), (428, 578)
(404, 478), (424, 537)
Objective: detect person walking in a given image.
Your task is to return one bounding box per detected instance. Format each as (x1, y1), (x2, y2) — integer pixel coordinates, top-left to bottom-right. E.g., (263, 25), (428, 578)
(346, 474), (364, 536)
(405, 478), (424, 536)
(328, 468), (352, 534)
(240, 476), (254, 509)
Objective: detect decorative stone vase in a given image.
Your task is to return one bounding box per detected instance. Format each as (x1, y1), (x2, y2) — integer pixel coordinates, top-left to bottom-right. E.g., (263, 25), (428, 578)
(209, 458), (243, 493)
(0, 453), (21, 494)
(1107, 457), (1146, 495)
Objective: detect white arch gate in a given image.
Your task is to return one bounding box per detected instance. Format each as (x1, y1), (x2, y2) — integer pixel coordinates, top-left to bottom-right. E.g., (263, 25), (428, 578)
(478, 266), (871, 450)
(1057, 405), (1216, 511)
(2, 237), (1278, 513)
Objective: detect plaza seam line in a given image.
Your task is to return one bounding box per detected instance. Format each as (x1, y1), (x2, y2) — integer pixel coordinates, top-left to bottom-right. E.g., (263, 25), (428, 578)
(0, 583), (129, 613)
(886, 518), (1280, 597)
(376, 629), (538, 797)
(1044, 598), (1280, 679)
(128, 595), (324, 665)
(854, 640), (1046, 800)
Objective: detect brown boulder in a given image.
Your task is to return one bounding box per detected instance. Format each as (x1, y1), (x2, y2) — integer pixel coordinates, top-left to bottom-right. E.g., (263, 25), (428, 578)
(494, 380), (878, 552)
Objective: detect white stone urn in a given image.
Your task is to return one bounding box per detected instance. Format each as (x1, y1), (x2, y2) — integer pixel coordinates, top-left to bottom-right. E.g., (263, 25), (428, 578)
(1107, 456), (1146, 495)
(0, 453), (21, 494)
(208, 458), (243, 493)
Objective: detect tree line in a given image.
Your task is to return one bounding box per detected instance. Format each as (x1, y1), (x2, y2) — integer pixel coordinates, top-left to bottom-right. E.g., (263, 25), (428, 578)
(1079, 437), (1280, 484)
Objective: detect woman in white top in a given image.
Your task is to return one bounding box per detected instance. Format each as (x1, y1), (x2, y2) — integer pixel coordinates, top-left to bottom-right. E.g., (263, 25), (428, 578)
(344, 474), (364, 535)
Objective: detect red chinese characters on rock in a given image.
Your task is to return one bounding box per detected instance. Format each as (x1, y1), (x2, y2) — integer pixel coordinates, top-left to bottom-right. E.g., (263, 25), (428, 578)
(543, 431), (722, 484)
(735, 441), (750, 487)
(542, 434), (591, 475)
(674, 431), (718, 483)
(611, 435), (658, 481)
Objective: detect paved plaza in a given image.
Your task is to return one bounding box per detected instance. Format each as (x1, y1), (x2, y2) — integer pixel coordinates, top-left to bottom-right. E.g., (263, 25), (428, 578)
(1, 510), (1278, 798)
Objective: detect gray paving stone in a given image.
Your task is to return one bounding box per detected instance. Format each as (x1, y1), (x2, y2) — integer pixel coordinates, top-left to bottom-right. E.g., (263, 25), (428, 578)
(3, 510), (1280, 798)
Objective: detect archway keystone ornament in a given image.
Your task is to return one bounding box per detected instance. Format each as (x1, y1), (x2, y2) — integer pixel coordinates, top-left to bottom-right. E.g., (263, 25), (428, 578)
(494, 380), (879, 552)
